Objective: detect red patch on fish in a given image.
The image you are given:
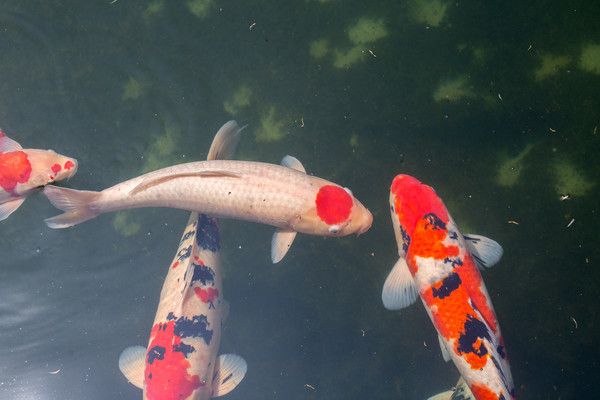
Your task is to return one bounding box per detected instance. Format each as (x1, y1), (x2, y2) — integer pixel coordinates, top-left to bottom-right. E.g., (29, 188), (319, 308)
(64, 160), (75, 170)
(315, 185), (353, 225)
(145, 321), (201, 400)
(470, 384), (501, 400)
(51, 163), (62, 174)
(194, 287), (219, 303)
(0, 151), (32, 192)
(391, 174), (448, 236)
(171, 261), (180, 269)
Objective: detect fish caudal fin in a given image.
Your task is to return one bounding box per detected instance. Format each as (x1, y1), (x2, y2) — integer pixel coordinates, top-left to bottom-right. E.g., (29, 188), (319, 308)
(381, 257), (418, 310)
(206, 120), (245, 161)
(0, 197), (26, 221)
(271, 229), (297, 263)
(212, 354), (247, 397)
(427, 377), (475, 400)
(43, 185), (101, 228)
(463, 234), (503, 270)
(0, 132), (23, 152)
(118, 345), (146, 390)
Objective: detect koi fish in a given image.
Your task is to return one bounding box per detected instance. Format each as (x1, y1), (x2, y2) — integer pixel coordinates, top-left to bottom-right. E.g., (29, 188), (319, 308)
(42, 122), (372, 262)
(0, 130), (77, 221)
(382, 174), (514, 400)
(118, 121), (247, 400)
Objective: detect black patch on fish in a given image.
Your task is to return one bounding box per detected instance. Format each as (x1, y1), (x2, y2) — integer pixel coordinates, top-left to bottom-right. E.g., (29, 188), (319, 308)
(497, 344), (506, 359)
(147, 346), (165, 364)
(432, 272), (462, 299)
(196, 214), (220, 251)
(443, 256), (463, 268)
(457, 315), (491, 358)
(400, 225), (410, 253)
(222, 372), (234, 384)
(173, 342), (196, 358)
(424, 213), (446, 230)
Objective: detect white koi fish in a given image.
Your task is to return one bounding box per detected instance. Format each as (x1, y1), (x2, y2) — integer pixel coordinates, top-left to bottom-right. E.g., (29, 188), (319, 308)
(0, 130), (77, 221)
(42, 123), (372, 262)
(118, 121), (247, 400)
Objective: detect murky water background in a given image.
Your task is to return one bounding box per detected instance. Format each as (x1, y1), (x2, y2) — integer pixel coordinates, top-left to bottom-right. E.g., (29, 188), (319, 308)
(1, 1), (599, 399)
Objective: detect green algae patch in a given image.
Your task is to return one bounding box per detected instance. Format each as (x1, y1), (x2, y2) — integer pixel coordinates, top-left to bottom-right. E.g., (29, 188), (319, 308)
(122, 77), (145, 101)
(333, 46), (365, 69)
(223, 84), (253, 115)
(347, 18), (388, 45)
(141, 124), (181, 173)
(553, 159), (595, 197)
(579, 43), (600, 74)
(409, 0), (449, 27)
(309, 38), (330, 60)
(255, 106), (287, 143)
(495, 143), (535, 187)
(187, 0), (214, 18)
(534, 54), (571, 81)
(433, 76), (476, 103)
(144, 0), (164, 19)
(113, 212), (141, 237)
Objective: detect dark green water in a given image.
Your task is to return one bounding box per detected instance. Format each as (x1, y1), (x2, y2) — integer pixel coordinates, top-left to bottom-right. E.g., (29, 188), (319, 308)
(1, 1), (599, 399)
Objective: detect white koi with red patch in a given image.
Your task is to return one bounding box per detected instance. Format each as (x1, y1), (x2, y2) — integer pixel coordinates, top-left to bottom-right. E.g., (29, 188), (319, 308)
(0, 130), (77, 221)
(42, 129), (372, 262)
(382, 174), (514, 400)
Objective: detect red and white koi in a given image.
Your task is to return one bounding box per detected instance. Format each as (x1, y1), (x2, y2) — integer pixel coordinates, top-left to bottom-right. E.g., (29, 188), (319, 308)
(0, 130), (77, 221)
(382, 174), (514, 400)
(42, 121), (372, 262)
(118, 121), (247, 400)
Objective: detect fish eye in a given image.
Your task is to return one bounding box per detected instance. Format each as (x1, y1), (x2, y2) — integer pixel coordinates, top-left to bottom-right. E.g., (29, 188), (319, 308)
(328, 225), (340, 234)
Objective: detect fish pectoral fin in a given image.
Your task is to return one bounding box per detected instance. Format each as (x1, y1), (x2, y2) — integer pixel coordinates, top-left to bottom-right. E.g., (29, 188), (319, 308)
(207, 120), (244, 161)
(437, 334), (452, 362)
(427, 377), (475, 400)
(130, 170), (242, 196)
(118, 345), (146, 390)
(0, 134), (23, 152)
(280, 155), (306, 173)
(381, 257), (418, 310)
(212, 354), (247, 397)
(271, 229), (297, 263)
(0, 197), (26, 221)
(464, 234), (503, 270)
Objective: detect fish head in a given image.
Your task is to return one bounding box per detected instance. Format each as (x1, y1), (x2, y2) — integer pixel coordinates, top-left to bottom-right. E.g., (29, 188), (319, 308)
(389, 174), (449, 255)
(294, 184), (373, 236)
(26, 149), (78, 186)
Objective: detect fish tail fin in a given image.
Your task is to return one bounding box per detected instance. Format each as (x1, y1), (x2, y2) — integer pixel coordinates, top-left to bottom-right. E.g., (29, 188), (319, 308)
(43, 185), (101, 228)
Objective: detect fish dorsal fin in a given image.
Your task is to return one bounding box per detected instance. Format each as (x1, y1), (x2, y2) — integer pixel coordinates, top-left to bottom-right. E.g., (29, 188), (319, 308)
(0, 132), (23, 152)
(118, 345), (146, 390)
(211, 354), (247, 397)
(206, 121), (245, 161)
(280, 155), (306, 173)
(271, 229), (297, 263)
(0, 197), (26, 221)
(464, 234), (503, 270)
(437, 334), (451, 362)
(130, 170), (241, 196)
(381, 257), (418, 310)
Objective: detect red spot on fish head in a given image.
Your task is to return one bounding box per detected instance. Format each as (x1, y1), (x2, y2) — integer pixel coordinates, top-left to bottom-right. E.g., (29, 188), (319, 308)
(64, 160), (75, 170)
(390, 174), (449, 237)
(315, 185), (353, 225)
(0, 151), (32, 192)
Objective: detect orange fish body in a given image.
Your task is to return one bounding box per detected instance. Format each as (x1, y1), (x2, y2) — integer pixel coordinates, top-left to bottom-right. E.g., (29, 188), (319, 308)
(383, 174), (514, 400)
(0, 130), (77, 220)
